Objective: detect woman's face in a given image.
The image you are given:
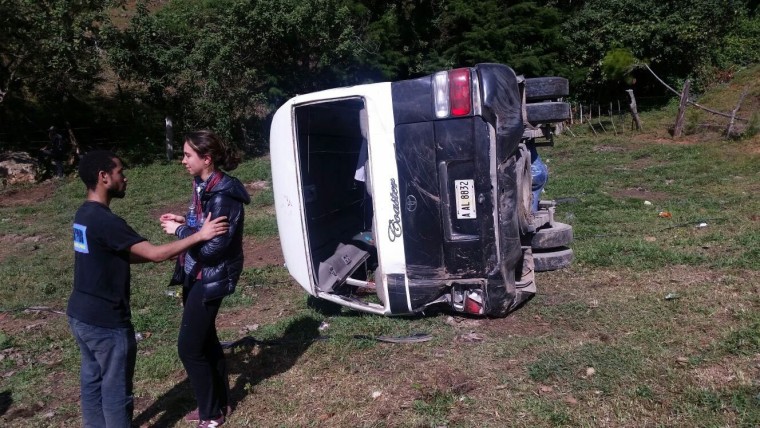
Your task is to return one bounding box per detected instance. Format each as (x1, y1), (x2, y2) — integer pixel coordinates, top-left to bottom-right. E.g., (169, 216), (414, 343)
(182, 142), (208, 177)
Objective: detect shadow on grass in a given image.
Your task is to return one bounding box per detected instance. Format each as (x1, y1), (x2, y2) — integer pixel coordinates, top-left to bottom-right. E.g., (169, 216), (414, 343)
(0, 390), (11, 417)
(133, 316), (320, 427)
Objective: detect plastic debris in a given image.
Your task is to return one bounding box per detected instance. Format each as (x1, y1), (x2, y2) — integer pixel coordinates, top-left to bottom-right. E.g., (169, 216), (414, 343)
(658, 211), (672, 218)
(696, 222), (708, 228)
(644, 200), (652, 206)
(318, 321), (330, 331)
(135, 332), (147, 342)
(372, 391), (382, 399)
(463, 290), (484, 315)
(164, 289), (181, 298)
(664, 293), (679, 300)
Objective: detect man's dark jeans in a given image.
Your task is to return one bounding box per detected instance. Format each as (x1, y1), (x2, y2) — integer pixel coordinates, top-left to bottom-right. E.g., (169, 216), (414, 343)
(69, 316), (136, 428)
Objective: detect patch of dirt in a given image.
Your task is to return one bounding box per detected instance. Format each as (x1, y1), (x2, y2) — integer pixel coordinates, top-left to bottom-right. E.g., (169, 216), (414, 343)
(244, 180), (269, 195)
(628, 155), (663, 170)
(243, 235), (283, 268)
(0, 234), (50, 263)
(592, 144), (627, 153)
(0, 181), (57, 207)
(611, 187), (670, 201)
(691, 356), (759, 390)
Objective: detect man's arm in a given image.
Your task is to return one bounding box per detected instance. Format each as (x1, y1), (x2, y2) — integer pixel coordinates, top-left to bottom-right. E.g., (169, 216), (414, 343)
(129, 213), (228, 263)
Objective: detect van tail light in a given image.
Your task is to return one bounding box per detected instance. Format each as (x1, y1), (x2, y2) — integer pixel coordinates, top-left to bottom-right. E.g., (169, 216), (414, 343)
(433, 72), (450, 118)
(448, 68), (471, 116)
(432, 68), (472, 118)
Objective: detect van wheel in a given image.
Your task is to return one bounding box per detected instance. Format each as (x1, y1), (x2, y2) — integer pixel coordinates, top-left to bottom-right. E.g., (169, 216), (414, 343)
(526, 102), (571, 124)
(525, 77), (569, 101)
(306, 295), (342, 316)
(531, 222), (573, 250)
(516, 145), (533, 234)
(534, 248), (574, 272)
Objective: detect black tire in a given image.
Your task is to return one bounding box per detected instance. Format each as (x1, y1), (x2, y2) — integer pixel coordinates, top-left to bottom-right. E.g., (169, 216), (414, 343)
(534, 247), (573, 272)
(531, 222), (573, 250)
(525, 77), (569, 102)
(526, 102), (571, 124)
(516, 145), (533, 234)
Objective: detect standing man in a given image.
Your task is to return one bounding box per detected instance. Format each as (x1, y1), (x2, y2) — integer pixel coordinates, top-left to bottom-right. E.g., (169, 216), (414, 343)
(40, 126), (68, 178)
(68, 150), (229, 428)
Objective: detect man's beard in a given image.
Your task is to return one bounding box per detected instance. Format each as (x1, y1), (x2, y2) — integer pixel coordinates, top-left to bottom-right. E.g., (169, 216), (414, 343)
(108, 187), (126, 199)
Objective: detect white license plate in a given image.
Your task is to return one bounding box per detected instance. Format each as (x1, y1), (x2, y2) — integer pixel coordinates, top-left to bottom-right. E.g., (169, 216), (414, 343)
(455, 179), (476, 219)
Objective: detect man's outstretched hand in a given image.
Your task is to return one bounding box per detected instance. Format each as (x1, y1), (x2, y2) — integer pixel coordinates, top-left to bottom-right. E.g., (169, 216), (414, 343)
(198, 213), (229, 240)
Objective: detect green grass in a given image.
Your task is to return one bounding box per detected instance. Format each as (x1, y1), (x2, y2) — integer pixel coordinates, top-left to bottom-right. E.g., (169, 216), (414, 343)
(2, 71), (760, 426)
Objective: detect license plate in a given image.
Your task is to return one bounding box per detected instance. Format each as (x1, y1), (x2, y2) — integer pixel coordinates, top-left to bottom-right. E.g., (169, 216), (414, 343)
(455, 179), (476, 219)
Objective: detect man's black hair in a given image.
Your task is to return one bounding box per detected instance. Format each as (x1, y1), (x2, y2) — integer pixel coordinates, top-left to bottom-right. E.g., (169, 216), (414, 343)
(79, 150), (119, 190)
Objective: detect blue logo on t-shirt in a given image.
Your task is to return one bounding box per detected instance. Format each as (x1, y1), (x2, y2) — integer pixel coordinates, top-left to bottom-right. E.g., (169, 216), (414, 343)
(73, 223), (89, 253)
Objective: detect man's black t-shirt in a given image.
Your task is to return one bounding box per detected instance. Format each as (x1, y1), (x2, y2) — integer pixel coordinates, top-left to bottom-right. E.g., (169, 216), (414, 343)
(67, 201), (146, 328)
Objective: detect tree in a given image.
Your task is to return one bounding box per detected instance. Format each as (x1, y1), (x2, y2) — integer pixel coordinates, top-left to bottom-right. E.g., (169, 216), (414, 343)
(359, 0), (572, 80)
(563, 0), (754, 99)
(0, 0), (120, 104)
(105, 0), (366, 144)
(432, 1), (570, 77)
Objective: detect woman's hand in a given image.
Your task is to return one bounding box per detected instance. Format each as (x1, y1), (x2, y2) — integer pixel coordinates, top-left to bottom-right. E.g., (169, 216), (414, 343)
(160, 213), (185, 223)
(197, 213), (229, 240)
(161, 219), (182, 235)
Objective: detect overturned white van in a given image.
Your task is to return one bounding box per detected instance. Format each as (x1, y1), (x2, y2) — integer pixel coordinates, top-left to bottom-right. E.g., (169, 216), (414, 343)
(270, 63), (572, 317)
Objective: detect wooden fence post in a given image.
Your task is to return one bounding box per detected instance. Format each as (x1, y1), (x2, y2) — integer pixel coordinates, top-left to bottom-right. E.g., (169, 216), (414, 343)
(597, 104), (607, 133)
(672, 80), (690, 138)
(626, 89), (642, 131)
(726, 88), (749, 138)
(66, 121), (81, 164)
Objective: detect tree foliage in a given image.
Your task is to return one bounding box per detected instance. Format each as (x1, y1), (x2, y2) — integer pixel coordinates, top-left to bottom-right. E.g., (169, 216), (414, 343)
(105, 0), (365, 144)
(2, 0), (760, 152)
(563, 0), (755, 98)
(0, 0), (119, 104)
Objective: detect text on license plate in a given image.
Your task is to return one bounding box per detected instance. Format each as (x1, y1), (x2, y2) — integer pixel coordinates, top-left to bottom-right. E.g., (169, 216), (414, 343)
(455, 179), (476, 220)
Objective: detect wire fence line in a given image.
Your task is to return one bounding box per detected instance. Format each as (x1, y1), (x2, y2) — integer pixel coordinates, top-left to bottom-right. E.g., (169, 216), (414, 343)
(563, 94), (675, 136)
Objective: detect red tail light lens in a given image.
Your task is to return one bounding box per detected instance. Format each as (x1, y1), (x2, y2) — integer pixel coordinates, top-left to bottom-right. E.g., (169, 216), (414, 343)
(449, 68), (471, 116)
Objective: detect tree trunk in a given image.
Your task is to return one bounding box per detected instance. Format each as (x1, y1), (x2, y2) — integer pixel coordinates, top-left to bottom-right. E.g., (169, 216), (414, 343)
(626, 89), (642, 131)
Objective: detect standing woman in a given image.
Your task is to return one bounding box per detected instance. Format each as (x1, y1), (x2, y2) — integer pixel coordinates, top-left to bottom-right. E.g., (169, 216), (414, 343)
(160, 130), (250, 428)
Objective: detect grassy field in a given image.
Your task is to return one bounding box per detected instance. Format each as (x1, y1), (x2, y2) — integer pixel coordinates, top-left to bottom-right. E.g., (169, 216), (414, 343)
(1, 73), (759, 427)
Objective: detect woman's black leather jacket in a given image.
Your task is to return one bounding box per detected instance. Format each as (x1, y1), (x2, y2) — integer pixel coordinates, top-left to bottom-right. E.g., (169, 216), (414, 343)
(170, 173), (251, 301)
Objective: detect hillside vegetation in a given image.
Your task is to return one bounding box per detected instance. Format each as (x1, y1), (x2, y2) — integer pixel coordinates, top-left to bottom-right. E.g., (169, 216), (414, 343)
(2, 0), (759, 153)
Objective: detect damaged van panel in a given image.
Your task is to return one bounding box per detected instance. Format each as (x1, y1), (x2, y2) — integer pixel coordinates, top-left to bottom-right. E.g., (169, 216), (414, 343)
(270, 64), (573, 317)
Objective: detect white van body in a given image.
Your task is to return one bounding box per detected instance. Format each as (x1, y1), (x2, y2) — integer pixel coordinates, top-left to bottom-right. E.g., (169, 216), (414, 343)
(270, 64), (573, 317)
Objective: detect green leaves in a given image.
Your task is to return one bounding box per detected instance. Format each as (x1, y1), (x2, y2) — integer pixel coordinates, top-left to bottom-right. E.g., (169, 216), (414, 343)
(0, 0), (118, 103)
(563, 0), (755, 98)
(104, 0), (366, 142)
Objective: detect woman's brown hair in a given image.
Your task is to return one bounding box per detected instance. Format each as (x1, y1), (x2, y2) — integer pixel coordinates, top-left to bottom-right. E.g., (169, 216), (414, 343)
(184, 130), (242, 171)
